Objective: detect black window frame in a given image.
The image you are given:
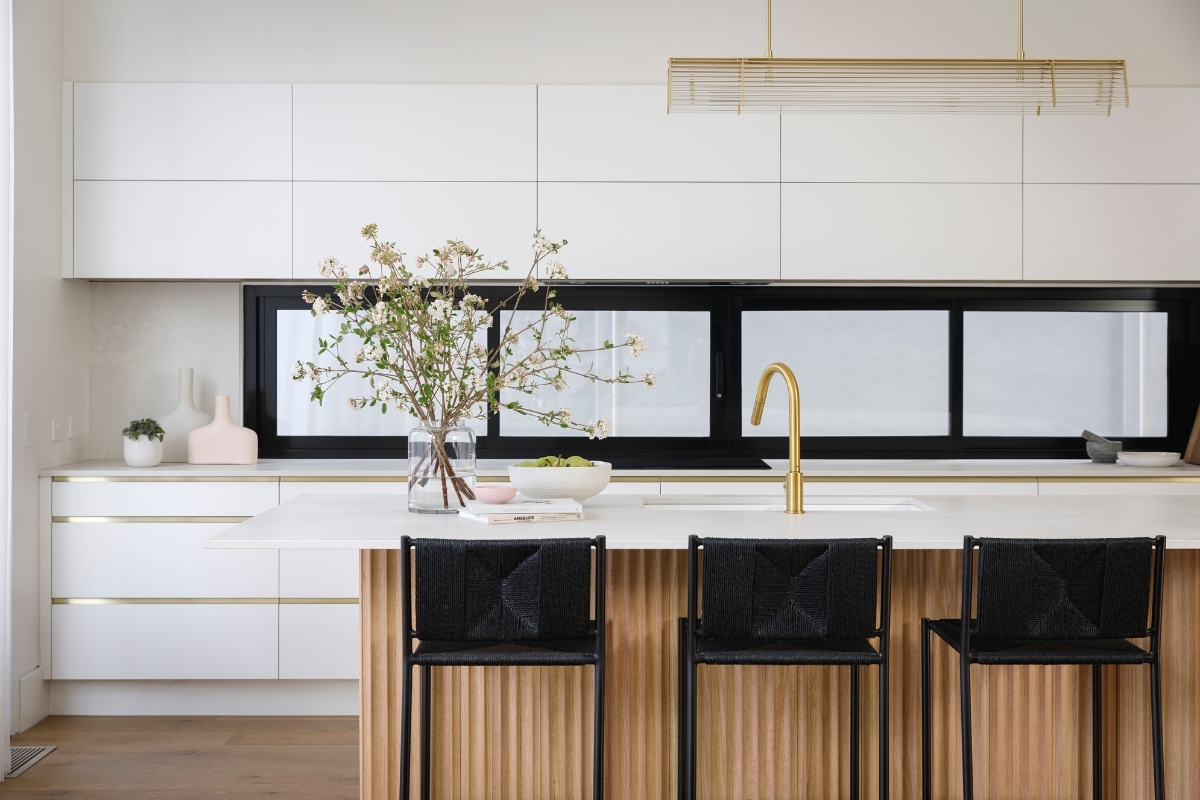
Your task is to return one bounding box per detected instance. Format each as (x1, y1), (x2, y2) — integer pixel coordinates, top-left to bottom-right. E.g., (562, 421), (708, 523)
(245, 284), (1200, 460)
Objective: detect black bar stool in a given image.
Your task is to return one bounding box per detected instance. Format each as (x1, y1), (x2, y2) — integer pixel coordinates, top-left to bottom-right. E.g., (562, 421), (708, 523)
(678, 534), (893, 800)
(399, 535), (606, 800)
(921, 535), (1166, 800)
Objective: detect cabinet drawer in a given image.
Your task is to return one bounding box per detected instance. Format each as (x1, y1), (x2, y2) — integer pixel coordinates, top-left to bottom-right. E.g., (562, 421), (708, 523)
(52, 523), (278, 598)
(53, 481), (278, 518)
(51, 603), (278, 680)
(280, 549), (359, 598)
(279, 480), (406, 503)
(279, 604), (360, 680)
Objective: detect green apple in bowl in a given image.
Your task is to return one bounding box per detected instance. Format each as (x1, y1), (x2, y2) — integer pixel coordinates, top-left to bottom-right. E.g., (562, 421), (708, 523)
(508, 456), (612, 503)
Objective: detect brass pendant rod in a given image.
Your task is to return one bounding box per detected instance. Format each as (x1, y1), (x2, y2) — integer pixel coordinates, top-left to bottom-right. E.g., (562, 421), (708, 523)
(766, 0), (773, 59)
(1018, 0), (1025, 59)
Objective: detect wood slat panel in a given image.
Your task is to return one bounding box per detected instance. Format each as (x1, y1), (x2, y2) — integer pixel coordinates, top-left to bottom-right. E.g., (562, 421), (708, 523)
(361, 548), (1200, 800)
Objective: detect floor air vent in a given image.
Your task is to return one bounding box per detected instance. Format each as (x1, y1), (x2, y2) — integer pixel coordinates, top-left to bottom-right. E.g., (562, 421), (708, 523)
(7, 745), (55, 778)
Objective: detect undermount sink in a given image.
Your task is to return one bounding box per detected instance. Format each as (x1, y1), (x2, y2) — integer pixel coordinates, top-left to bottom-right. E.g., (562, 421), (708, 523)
(642, 496), (934, 512)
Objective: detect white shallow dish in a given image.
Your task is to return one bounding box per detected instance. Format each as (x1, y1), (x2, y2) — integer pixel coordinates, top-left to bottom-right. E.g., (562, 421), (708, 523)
(1117, 452), (1181, 468)
(507, 461), (612, 503)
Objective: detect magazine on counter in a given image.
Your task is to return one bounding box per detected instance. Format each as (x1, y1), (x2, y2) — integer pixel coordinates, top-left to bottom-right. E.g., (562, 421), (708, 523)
(459, 498), (584, 525)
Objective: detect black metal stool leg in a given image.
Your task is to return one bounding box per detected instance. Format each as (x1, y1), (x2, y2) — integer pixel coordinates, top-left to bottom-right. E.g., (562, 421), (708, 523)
(687, 658), (698, 800)
(420, 664), (432, 800)
(593, 658), (605, 800)
(677, 618), (687, 800)
(960, 652), (974, 800)
(400, 661), (414, 800)
(850, 664), (860, 800)
(1150, 659), (1166, 800)
(920, 619), (932, 800)
(1093, 664), (1102, 800)
(879, 651), (889, 800)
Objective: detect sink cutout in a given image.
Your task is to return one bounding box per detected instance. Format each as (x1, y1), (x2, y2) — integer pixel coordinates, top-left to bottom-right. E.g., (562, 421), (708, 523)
(642, 496), (934, 512)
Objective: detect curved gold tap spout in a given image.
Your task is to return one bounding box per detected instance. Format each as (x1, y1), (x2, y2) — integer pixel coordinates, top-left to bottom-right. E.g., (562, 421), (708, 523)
(750, 362), (803, 514)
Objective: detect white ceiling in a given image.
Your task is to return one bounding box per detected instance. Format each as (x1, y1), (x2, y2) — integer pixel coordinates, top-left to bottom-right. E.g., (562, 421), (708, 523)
(63, 0), (1200, 85)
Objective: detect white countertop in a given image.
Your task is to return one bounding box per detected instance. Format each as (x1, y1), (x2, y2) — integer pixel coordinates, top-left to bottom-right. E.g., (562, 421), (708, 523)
(43, 458), (1200, 480)
(205, 493), (1200, 551)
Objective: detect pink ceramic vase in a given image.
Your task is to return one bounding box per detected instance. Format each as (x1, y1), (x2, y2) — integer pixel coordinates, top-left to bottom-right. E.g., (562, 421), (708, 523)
(187, 395), (258, 464)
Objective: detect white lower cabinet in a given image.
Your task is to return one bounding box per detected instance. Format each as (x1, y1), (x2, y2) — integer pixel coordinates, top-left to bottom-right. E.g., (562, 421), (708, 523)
(51, 603), (279, 680)
(279, 604), (360, 679)
(280, 549), (359, 598)
(53, 480), (279, 518)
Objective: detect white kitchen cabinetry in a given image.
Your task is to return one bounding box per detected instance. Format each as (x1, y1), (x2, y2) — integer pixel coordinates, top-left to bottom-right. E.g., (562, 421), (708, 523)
(1038, 481), (1200, 496)
(72, 83), (292, 181)
(292, 181), (536, 279)
(293, 84), (536, 181)
(279, 605), (360, 680)
(538, 86), (779, 182)
(51, 604), (278, 680)
(1024, 184), (1200, 282)
(782, 114), (1021, 183)
(52, 480), (278, 518)
(1024, 89), (1200, 184)
(538, 182), (780, 281)
(72, 180), (292, 279)
(53, 523), (278, 598)
(781, 183), (1022, 281)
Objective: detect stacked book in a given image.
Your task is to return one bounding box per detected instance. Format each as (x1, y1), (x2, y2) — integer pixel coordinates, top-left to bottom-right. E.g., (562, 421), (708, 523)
(458, 498), (584, 525)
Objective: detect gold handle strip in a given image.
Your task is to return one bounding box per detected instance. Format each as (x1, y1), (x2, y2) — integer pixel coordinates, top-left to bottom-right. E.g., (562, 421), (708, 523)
(52, 476), (278, 482)
(52, 516), (251, 524)
(280, 598), (360, 604)
(53, 597), (360, 605)
(1039, 476), (1200, 484)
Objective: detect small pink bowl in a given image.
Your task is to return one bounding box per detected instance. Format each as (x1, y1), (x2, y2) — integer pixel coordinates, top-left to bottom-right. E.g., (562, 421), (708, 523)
(473, 483), (518, 504)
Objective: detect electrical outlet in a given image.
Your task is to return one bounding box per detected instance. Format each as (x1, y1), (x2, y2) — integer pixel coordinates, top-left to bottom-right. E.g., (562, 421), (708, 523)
(51, 419), (65, 442)
(23, 413), (33, 448)
(68, 418), (81, 439)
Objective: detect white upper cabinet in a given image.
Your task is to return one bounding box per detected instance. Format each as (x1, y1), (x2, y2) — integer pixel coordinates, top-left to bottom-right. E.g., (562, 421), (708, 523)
(293, 85), (536, 181)
(1024, 185), (1200, 281)
(782, 184), (1022, 281)
(538, 182), (779, 281)
(538, 86), (779, 182)
(1024, 89), (1200, 184)
(782, 114), (1021, 183)
(293, 181), (536, 279)
(73, 83), (292, 180)
(73, 180), (292, 279)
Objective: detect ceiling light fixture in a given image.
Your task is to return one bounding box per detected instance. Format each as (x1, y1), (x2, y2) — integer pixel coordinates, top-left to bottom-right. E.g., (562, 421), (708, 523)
(668, 0), (1129, 115)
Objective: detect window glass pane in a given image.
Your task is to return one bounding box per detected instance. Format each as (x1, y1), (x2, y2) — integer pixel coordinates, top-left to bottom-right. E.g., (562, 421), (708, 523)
(499, 310), (709, 437)
(963, 311), (1168, 437)
(742, 310), (949, 436)
(276, 310), (487, 437)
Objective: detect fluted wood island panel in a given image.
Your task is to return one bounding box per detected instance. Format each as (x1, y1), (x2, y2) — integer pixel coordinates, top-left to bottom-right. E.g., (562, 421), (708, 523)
(360, 549), (1200, 800)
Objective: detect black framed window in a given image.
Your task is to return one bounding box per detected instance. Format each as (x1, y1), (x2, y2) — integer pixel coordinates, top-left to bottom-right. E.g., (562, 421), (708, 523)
(245, 285), (1199, 461)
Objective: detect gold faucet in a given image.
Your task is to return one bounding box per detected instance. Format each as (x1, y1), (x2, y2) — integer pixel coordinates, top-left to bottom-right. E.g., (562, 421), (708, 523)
(750, 362), (803, 514)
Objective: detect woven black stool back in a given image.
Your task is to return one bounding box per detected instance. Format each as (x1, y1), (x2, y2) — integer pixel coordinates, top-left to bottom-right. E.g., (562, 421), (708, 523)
(700, 538), (880, 640)
(414, 538), (594, 642)
(974, 538), (1154, 640)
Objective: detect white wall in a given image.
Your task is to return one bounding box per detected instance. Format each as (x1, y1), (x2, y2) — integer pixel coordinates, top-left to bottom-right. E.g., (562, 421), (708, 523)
(89, 283), (242, 460)
(61, 0), (1200, 86)
(11, 0), (87, 731)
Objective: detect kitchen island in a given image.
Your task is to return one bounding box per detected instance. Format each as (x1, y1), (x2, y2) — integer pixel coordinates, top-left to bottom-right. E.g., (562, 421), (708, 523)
(209, 491), (1200, 800)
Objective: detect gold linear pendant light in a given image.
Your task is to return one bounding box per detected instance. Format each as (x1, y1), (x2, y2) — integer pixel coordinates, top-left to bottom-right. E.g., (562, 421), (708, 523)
(668, 0), (1128, 114)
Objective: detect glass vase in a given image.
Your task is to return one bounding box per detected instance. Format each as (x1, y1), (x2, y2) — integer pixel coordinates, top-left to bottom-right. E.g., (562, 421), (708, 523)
(407, 425), (477, 513)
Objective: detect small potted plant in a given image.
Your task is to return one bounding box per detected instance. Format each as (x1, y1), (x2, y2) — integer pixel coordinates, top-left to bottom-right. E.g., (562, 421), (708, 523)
(122, 418), (165, 468)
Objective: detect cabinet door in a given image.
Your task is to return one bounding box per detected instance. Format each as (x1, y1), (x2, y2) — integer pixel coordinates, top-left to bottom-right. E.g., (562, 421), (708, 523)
(53, 480), (279, 518)
(280, 550), (359, 598)
(1024, 88), (1200, 184)
(537, 183), (780, 281)
(279, 604), (360, 679)
(292, 182), (536, 279)
(52, 523), (278, 598)
(51, 604), (278, 680)
(781, 184), (1022, 281)
(538, 85), (779, 182)
(73, 83), (292, 181)
(293, 84), (536, 181)
(1024, 184), (1200, 281)
(73, 181), (291, 279)
(782, 114), (1020, 183)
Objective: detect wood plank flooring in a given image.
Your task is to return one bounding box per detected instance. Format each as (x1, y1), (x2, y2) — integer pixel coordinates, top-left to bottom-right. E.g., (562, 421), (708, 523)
(0, 716), (358, 799)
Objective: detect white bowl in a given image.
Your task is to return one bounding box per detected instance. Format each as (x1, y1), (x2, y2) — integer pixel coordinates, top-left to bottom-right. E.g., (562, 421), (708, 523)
(507, 461), (612, 503)
(473, 483), (518, 504)
(1117, 451), (1181, 468)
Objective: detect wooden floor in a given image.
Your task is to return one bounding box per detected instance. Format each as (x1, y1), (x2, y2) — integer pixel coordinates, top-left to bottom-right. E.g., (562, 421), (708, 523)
(0, 716), (358, 799)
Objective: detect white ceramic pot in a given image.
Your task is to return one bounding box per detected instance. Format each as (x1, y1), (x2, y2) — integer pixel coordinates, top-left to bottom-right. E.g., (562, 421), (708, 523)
(160, 368), (213, 462)
(123, 435), (164, 468)
(1117, 451), (1181, 468)
(507, 461), (612, 503)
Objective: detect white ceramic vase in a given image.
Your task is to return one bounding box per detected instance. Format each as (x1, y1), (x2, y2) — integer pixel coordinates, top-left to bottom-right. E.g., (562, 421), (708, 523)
(123, 435), (164, 468)
(160, 368), (212, 462)
(188, 395), (258, 465)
